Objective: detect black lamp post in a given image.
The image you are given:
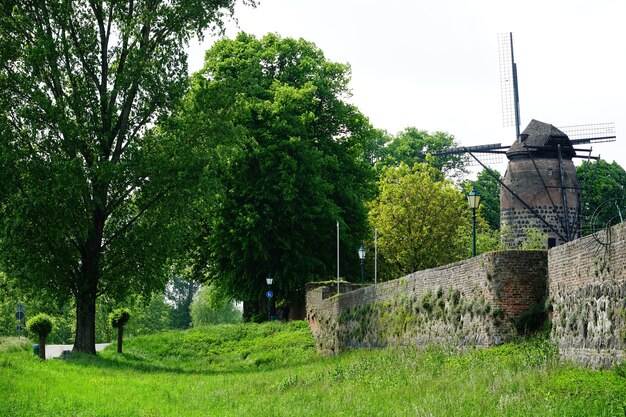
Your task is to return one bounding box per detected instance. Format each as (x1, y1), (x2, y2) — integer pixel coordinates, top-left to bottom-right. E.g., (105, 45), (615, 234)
(467, 187), (481, 257)
(266, 274), (273, 321)
(358, 245), (365, 285)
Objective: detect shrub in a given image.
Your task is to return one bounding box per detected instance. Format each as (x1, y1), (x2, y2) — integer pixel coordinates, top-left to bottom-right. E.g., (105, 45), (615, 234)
(26, 313), (54, 360)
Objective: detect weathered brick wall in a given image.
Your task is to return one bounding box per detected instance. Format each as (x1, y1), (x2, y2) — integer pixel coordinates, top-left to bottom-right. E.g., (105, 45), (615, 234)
(306, 251), (547, 354)
(548, 222), (626, 368)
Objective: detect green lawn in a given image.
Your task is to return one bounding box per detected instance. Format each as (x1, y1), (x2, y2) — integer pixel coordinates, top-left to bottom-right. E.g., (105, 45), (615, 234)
(1, 321), (625, 416)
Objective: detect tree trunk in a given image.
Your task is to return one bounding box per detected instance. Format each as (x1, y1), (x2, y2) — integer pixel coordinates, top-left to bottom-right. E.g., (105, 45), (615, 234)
(38, 335), (46, 360)
(73, 289), (97, 354)
(73, 194), (106, 355)
(117, 326), (123, 353)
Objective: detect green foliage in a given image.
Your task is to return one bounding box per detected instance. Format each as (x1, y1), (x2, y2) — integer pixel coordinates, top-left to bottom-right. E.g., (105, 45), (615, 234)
(0, 0), (244, 353)
(513, 303), (550, 336)
(182, 32), (374, 307)
(0, 337), (29, 353)
(577, 159), (626, 236)
(520, 228), (548, 249)
(109, 308), (131, 329)
(1, 325), (624, 416)
(26, 314), (54, 339)
(124, 294), (172, 337)
(165, 273), (199, 329)
(376, 127), (469, 180)
(469, 169), (501, 230)
(190, 285), (242, 326)
(369, 163), (470, 278)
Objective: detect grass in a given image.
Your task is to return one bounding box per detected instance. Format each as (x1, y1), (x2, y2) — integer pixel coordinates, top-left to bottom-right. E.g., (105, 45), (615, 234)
(1, 322), (626, 416)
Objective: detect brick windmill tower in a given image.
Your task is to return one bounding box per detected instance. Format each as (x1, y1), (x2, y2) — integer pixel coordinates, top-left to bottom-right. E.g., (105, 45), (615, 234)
(434, 33), (615, 249)
(500, 119), (579, 248)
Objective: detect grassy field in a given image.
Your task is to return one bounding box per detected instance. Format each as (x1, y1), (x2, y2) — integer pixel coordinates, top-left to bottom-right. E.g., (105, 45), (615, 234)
(1, 321), (625, 416)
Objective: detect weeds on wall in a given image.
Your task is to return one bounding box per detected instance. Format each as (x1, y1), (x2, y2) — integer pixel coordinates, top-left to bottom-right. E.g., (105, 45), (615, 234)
(336, 287), (508, 350)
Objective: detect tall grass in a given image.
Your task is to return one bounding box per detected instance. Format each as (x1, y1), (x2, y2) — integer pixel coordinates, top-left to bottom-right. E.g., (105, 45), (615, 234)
(1, 322), (625, 416)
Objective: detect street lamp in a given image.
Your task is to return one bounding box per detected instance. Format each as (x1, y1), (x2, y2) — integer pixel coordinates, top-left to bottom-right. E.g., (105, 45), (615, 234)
(358, 245), (365, 285)
(266, 274), (273, 321)
(467, 187), (481, 257)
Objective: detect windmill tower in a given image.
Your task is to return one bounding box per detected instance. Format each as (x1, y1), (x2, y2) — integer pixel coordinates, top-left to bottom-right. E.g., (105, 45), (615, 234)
(500, 120), (579, 247)
(434, 33), (615, 249)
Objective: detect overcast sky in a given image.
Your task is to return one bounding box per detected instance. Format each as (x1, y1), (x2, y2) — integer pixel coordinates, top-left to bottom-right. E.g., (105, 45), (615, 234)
(186, 0), (626, 176)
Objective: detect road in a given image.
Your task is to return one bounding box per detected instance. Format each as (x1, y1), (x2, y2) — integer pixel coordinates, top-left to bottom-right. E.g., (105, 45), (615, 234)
(44, 343), (110, 359)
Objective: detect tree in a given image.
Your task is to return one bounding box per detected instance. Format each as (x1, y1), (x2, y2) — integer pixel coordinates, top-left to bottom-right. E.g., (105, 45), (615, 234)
(369, 163), (469, 278)
(577, 159), (626, 236)
(0, 0), (246, 354)
(183, 33), (374, 314)
(469, 169), (501, 230)
(123, 293), (172, 337)
(376, 127), (469, 180)
(165, 272), (199, 329)
(108, 308), (130, 354)
(26, 313), (54, 360)
(190, 285), (241, 326)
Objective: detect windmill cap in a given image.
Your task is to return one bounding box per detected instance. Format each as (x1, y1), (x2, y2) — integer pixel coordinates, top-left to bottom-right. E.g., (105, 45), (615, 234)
(507, 119), (576, 159)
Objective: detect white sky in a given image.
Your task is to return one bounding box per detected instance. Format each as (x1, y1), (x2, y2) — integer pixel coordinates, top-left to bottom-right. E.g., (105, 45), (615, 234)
(186, 0), (626, 176)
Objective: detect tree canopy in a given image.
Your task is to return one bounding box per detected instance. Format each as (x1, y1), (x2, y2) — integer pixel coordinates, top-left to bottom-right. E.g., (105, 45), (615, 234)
(577, 159), (626, 236)
(0, 0), (243, 353)
(469, 169), (501, 230)
(369, 163), (469, 278)
(180, 33), (375, 312)
(376, 127), (468, 180)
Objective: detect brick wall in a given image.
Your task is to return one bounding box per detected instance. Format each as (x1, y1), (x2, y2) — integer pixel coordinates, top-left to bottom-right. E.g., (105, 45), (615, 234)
(306, 251), (547, 354)
(306, 222), (626, 368)
(548, 222), (626, 368)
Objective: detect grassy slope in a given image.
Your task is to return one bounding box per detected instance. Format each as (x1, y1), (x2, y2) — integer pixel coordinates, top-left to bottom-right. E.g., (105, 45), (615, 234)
(1, 323), (625, 416)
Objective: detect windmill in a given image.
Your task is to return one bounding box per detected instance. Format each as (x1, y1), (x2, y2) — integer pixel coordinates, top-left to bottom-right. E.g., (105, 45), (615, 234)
(434, 33), (616, 248)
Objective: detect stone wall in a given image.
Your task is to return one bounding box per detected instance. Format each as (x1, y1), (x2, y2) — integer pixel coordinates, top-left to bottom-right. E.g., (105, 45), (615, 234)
(306, 251), (547, 354)
(548, 222), (626, 368)
(307, 222), (626, 368)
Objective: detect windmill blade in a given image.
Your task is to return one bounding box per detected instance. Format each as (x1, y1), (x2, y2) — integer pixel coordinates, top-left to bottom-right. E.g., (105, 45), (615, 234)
(558, 122), (616, 144)
(498, 32), (521, 138)
(431, 143), (506, 156)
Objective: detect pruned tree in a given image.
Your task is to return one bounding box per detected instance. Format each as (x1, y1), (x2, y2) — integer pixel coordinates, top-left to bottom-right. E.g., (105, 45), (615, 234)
(108, 308), (130, 354)
(26, 313), (54, 360)
(0, 0), (249, 354)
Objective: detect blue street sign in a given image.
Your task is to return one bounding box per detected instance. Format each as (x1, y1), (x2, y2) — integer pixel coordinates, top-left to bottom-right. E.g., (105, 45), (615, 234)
(266, 290), (273, 299)
(15, 311), (25, 321)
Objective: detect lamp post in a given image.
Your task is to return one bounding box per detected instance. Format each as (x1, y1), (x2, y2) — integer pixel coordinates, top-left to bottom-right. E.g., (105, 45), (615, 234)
(358, 245), (365, 285)
(266, 274), (273, 321)
(467, 187), (481, 257)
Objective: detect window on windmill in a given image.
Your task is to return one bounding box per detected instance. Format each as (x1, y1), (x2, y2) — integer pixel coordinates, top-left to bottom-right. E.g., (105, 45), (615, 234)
(547, 168), (553, 177)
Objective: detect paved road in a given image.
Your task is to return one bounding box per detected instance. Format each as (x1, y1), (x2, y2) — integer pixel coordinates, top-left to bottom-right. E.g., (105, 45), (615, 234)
(44, 343), (110, 359)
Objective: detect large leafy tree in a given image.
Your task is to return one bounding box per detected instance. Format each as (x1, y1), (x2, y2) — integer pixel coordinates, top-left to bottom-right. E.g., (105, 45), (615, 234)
(184, 33), (374, 313)
(577, 159), (626, 236)
(0, 0), (244, 353)
(369, 163), (469, 278)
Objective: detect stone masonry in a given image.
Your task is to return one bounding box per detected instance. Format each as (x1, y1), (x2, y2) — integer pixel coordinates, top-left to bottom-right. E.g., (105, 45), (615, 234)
(306, 251), (547, 354)
(306, 222), (626, 368)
